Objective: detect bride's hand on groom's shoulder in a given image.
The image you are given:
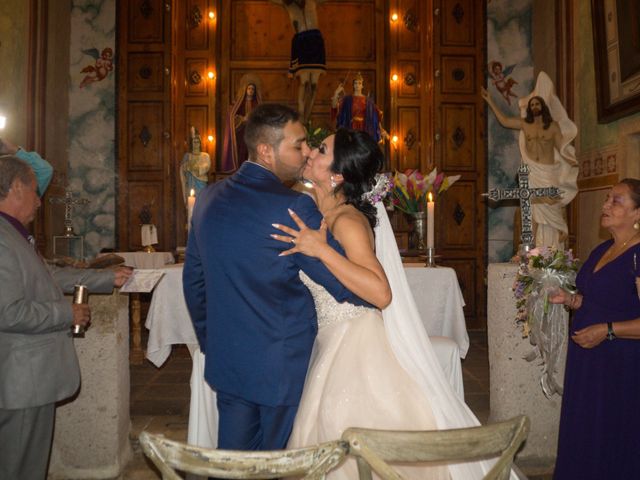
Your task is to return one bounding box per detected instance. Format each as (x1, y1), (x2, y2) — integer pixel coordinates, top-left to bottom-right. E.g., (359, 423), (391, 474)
(271, 209), (330, 258)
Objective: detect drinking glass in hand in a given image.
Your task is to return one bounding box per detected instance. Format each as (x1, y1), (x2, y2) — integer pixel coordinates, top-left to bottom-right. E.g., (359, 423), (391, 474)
(72, 284), (89, 337)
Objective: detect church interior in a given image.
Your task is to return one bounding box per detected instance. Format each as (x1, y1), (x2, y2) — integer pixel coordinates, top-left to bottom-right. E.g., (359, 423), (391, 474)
(2, 0), (640, 478)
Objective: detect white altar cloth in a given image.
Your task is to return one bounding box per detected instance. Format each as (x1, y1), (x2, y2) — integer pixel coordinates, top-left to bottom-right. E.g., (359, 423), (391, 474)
(404, 265), (469, 358)
(145, 264), (468, 367)
(143, 264), (469, 447)
(145, 265), (197, 366)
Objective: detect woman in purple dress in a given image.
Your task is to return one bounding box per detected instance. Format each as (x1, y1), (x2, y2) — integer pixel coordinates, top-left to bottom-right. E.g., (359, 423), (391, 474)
(549, 179), (640, 479)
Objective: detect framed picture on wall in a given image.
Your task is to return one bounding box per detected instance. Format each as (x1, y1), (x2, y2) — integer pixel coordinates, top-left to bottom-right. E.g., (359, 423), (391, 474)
(592, 0), (640, 123)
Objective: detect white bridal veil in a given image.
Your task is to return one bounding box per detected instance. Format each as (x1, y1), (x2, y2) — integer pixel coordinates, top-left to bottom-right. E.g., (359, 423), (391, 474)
(374, 202), (519, 479)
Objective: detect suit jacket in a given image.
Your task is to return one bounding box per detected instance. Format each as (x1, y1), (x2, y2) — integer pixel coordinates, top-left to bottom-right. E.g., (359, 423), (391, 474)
(0, 217), (114, 409)
(183, 162), (361, 407)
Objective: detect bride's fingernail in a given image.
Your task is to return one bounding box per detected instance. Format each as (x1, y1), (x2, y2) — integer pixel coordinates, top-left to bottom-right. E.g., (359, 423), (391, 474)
(272, 223), (279, 228)
(288, 208), (294, 214)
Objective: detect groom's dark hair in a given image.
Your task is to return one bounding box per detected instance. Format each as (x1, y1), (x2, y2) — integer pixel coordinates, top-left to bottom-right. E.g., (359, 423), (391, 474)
(244, 104), (300, 161)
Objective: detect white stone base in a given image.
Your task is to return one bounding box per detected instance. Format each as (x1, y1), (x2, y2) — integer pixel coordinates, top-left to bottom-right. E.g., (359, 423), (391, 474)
(487, 263), (566, 468)
(49, 291), (132, 479)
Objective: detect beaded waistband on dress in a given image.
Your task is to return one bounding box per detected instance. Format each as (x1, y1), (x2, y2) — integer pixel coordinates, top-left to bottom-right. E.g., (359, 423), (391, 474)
(299, 271), (374, 328)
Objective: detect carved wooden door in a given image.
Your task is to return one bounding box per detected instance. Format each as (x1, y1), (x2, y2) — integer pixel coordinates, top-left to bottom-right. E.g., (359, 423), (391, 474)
(388, 0), (486, 329)
(118, 0), (220, 250)
(117, 0), (173, 252)
(433, 0), (486, 329)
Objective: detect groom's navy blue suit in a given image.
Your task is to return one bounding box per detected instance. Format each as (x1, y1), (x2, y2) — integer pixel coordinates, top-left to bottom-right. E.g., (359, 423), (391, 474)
(183, 161), (358, 450)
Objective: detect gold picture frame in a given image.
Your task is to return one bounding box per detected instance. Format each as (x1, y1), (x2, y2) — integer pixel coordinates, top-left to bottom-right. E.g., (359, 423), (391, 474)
(591, 0), (640, 123)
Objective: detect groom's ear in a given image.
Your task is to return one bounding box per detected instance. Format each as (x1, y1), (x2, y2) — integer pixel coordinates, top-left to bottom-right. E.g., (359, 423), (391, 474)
(256, 143), (274, 166)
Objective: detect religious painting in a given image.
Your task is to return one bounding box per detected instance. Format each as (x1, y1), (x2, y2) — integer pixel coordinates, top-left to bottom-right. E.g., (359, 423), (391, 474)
(592, 0), (640, 123)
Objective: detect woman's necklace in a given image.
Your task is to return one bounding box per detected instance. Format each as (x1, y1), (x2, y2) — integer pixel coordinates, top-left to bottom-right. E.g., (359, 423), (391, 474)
(603, 232), (640, 260)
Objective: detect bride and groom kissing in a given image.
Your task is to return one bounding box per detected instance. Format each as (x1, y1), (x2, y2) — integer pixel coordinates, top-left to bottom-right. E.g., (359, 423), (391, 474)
(183, 103), (505, 479)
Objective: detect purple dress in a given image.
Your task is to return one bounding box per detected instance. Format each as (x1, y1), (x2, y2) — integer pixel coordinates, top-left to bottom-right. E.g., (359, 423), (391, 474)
(554, 240), (640, 479)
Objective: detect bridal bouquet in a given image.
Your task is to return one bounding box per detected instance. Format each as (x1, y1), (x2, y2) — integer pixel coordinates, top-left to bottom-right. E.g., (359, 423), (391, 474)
(513, 247), (579, 397)
(390, 168), (461, 214)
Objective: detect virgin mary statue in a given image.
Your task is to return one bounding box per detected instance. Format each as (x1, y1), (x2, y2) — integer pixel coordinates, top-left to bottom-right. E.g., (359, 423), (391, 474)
(221, 74), (263, 172)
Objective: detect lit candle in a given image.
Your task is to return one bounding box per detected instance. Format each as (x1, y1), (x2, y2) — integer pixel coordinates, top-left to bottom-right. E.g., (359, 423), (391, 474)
(187, 189), (196, 232)
(427, 192), (434, 249)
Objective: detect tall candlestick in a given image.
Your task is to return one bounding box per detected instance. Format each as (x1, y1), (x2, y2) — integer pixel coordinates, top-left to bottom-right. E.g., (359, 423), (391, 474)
(187, 189), (196, 232)
(427, 192), (435, 249)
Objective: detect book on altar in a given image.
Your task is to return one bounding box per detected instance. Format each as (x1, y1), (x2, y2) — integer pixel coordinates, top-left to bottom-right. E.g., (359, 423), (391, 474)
(120, 269), (165, 293)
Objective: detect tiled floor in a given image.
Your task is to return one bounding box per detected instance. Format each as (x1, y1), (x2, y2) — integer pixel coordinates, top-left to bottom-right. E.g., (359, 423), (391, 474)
(122, 331), (552, 479)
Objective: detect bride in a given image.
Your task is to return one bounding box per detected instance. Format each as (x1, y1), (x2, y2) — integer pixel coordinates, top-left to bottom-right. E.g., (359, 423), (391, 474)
(272, 129), (510, 479)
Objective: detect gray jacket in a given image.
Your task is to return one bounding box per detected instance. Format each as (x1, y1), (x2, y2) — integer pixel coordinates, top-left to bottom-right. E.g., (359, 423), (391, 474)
(0, 217), (114, 409)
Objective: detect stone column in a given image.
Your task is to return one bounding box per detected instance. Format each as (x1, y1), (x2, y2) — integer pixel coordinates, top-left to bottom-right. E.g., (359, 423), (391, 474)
(49, 291), (132, 479)
(487, 263), (566, 472)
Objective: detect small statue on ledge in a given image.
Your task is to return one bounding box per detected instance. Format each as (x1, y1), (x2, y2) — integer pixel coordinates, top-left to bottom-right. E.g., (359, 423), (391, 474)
(180, 127), (210, 207)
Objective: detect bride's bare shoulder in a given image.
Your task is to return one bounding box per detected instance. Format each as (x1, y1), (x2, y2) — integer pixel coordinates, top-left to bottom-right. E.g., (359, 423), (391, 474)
(330, 206), (373, 246)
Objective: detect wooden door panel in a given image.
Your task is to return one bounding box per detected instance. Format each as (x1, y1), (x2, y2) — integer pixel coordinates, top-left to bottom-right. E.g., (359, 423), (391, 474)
(397, 0), (420, 52)
(184, 58), (210, 97)
(231, 2), (290, 61)
(128, 53), (165, 92)
(128, 0), (165, 43)
(434, 0), (486, 328)
(321, 3), (376, 61)
(127, 102), (165, 171)
(397, 61), (420, 99)
(185, 0), (210, 50)
(440, 0), (475, 46)
(439, 181), (476, 250)
(397, 107), (421, 171)
(440, 56), (475, 94)
(441, 103), (476, 170)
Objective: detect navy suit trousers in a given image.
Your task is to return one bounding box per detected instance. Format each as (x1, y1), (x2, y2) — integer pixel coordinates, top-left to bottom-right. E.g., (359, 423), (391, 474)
(216, 391), (298, 450)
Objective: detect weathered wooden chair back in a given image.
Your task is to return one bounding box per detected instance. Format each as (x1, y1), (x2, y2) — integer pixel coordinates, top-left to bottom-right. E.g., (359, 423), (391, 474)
(138, 431), (348, 479)
(341, 415), (530, 480)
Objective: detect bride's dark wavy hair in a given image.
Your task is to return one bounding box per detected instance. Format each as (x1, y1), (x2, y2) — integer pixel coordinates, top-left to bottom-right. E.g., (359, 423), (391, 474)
(331, 128), (384, 229)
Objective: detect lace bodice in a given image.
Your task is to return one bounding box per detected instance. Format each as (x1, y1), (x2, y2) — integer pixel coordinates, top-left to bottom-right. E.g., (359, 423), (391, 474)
(300, 271), (374, 328)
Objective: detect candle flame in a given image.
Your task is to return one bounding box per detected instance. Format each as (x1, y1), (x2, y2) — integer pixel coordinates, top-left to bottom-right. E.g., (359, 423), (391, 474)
(190, 189), (195, 197)
(428, 192), (433, 202)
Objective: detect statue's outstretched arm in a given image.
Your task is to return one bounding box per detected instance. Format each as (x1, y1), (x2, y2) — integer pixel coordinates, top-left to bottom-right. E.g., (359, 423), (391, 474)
(481, 86), (520, 130)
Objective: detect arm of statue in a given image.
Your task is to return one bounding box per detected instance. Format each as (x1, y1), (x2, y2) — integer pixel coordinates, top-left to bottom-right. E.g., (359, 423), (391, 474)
(332, 83), (345, 108)
(481, 86), (521, 130)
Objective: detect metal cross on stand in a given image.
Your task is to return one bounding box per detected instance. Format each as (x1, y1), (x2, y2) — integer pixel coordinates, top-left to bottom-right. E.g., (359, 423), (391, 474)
(483, 164), (563, 256)
(49, 190), (90, 237)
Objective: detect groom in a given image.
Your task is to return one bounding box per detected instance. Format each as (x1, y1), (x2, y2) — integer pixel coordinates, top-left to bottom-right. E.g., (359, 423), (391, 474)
(183, 103), (357, 450)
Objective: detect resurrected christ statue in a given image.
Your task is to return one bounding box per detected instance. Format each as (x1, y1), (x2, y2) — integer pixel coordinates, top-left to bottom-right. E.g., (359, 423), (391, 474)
(482, 72), (579, 249)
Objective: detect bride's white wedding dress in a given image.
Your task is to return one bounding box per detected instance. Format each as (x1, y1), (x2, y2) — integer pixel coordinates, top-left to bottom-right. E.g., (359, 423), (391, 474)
(288, 271), (450, 479)
(288, 203), (513, 480)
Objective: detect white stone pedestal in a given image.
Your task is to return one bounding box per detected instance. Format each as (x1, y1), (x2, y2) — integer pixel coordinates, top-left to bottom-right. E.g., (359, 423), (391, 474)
(49, 291), (132, 479)
(488, 263), (566, 471)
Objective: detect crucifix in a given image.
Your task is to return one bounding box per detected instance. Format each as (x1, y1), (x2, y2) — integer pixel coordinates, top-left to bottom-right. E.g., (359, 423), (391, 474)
(483, 164), (563, 255)
(49, 190), (90, 237)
